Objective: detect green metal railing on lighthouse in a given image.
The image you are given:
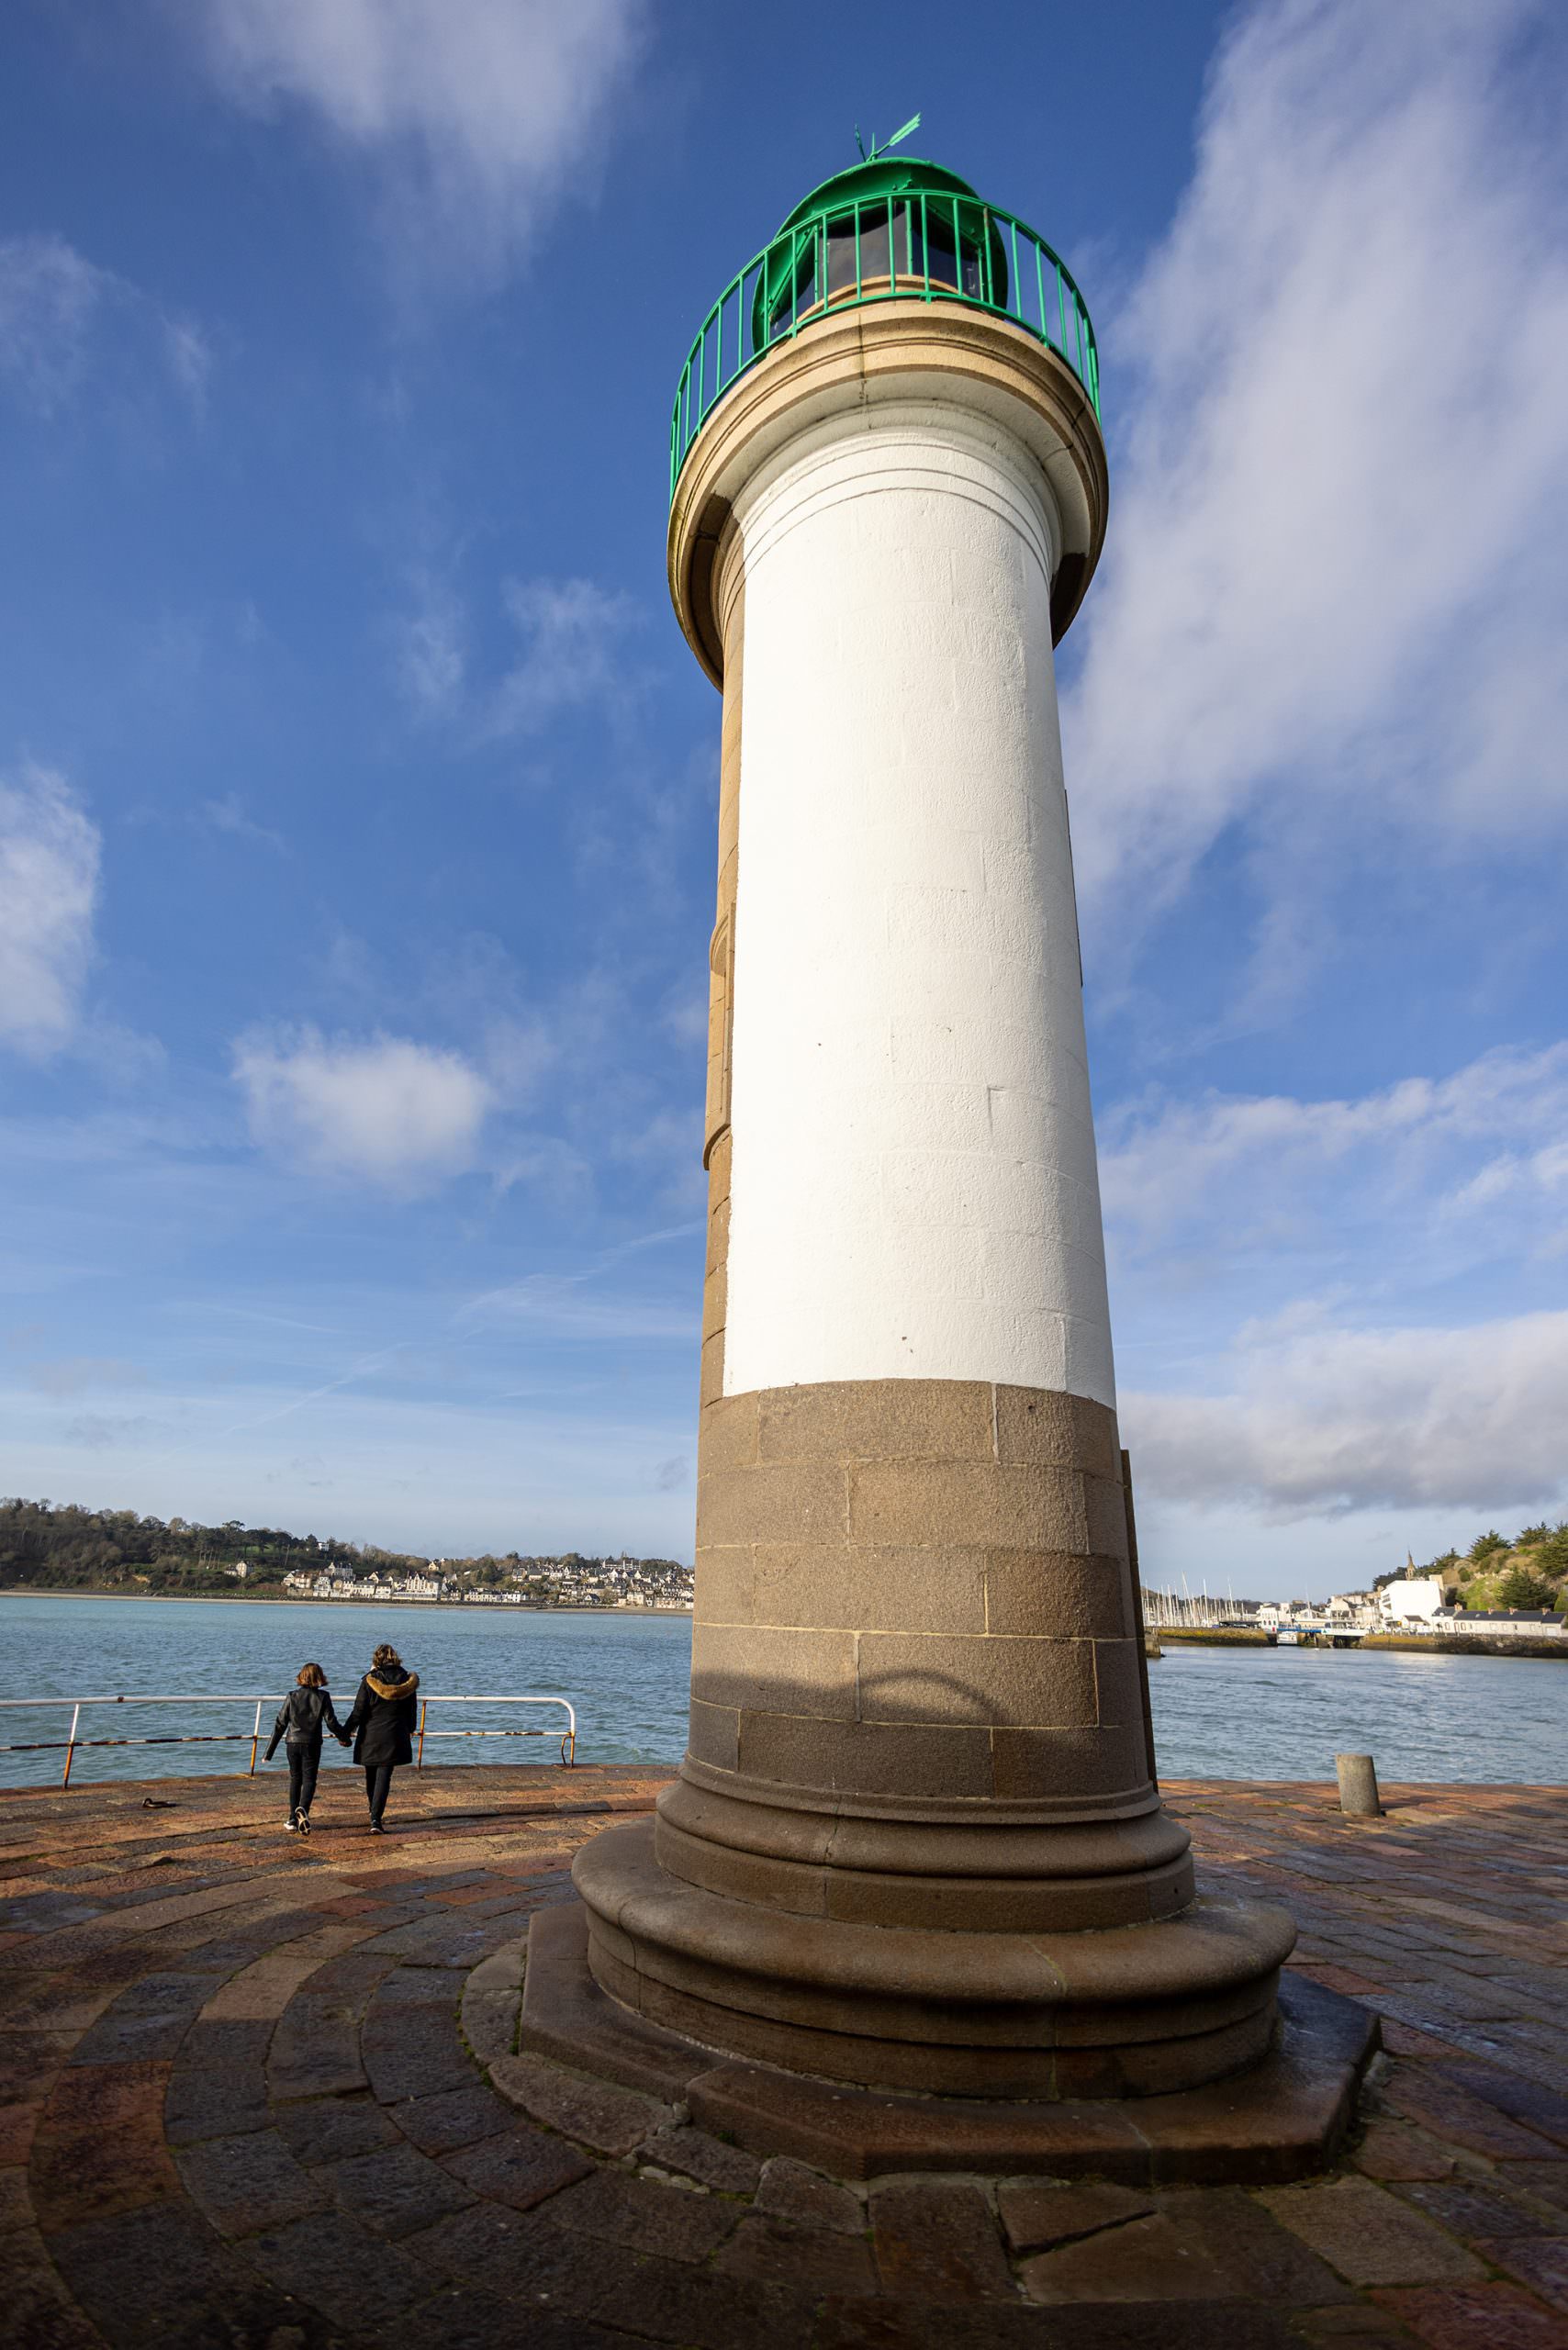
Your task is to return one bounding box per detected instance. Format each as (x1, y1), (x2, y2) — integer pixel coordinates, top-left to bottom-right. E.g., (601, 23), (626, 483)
(669, 183), (1101, 505)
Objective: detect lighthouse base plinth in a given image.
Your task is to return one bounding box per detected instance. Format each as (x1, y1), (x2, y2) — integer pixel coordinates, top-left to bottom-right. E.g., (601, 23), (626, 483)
(570, 1815), (1294, 2102)
(518, 1883), (1376, 2186)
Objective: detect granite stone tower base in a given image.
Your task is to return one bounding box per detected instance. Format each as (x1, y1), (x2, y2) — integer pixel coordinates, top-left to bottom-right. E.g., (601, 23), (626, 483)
(563, 178), (1337, 2162)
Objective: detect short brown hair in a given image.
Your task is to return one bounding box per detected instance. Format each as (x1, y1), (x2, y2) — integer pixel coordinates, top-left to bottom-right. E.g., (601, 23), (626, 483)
(372, 1644), (403, 1673)
(297, 1662), (327, 1687)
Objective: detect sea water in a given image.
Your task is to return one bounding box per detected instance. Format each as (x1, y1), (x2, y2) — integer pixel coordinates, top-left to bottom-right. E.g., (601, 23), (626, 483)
(0, 1593), (1562, 1790)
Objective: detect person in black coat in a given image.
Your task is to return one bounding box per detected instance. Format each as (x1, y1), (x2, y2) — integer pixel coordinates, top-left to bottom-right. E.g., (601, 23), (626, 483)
(263, 1662), (349, 1835)
(342, 1644), (420, 1834)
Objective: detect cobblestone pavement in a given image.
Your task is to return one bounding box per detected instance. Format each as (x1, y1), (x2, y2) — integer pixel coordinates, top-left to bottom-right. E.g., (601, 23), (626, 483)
(0, 1766), (1564, 2348)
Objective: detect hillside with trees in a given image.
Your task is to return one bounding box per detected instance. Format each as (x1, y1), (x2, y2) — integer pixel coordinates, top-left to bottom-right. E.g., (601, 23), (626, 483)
(1378, 1522), (1568, 1614)
(0, 1498), (687, 1605)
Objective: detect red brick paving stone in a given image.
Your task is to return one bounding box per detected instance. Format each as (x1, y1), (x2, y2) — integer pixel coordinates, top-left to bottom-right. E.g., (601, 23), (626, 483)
(489, 2051), (670, 2156)
(755, 2154), (866, 2238)
(715, 2210), (879, 2296)
(639, 2121), (763, 2194)
(543, 2165), (743, 2262)
(1290, 2309), (1425, 2347)
(1156, 2187), (1361, 2305)
(1260, 2179), (1487, 2287)
(0, 2031), (75, 2103)
(1442, 2068), (1568, 2152)
(439, 2121), (594, 2211)
(274, 2089), (401, 2165)
(1506, 2169), (1568, 2221)
(1401, 2177), (1562, 2240)
(1355, 2123), (1460, 2181)
(869, 2179), (1017, 2304)
(1382, 2073), (1562, 2162)
(387, 2080), (515, 2154)
(402, 2281), (648, 2350)
(997, 2179), (1155, 2254)
(1021, 2210), (1234, 2303)
(30, 2108), (182, 2232)
(1373, 2282), (1568, 2349)
(0, 2162), (32, 2233)
(246, 2206), (436, 2331)
(0, 2223), (106, 2350)
(583, 2248), (823, 2350)
(162, 2061), (270, 2145)
(358, 2007), (474, 2101)
(0, 2098), (40, 2165)
(1475, 2241), (1568, 2316)
(46, 2199), (336, 2350)
(401, 2197), (588, 2300)
(330, 2139), (478, 2235)
(174, 2126), (324, 2235)
(818, 2299), (1296, 2347)
(1303, 1965), (1389, 1997)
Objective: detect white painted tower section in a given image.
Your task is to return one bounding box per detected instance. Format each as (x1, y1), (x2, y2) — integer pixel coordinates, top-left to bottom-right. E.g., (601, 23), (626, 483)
(722, 404), (1116, 1409)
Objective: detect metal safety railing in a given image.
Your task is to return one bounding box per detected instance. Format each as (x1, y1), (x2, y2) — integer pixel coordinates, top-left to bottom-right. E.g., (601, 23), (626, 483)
(0, 1692), (577, 1787)
(413, 1695), (576, 1769)
(670, 187), (1100, 502)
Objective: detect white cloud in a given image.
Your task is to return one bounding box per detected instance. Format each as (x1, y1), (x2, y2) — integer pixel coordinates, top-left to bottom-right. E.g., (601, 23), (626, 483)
(489, 577), (637, 737)
(1064, 0), (1568, 923)
(0, 237), (108, 413)
(1102, 1044), (1568, 1251)
(0, 767), (101, 1058)
(233, 1027), (493, 1192)
(185, 0), (646, 287)
(393, 576), (467, 716)
(1123, 1307), (1568, 1516)
(197, 792), (287, 854)
(162, 317), (214, 416)
(0, 234), (211, 416)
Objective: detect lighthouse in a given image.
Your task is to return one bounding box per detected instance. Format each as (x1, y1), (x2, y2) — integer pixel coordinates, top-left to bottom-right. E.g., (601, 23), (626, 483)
(569, 138), (1301, 2115)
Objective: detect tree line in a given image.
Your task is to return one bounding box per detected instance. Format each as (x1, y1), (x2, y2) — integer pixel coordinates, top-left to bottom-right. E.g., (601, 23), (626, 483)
(0, 1498), (683, 1598)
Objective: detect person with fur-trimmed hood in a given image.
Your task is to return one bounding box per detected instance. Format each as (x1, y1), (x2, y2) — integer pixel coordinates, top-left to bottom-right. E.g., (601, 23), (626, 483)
(342, 1644), (420, 1835)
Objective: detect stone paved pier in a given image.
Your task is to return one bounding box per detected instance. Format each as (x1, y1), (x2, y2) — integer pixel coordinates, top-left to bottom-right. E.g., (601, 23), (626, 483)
(0, 1765), (1564, 2348)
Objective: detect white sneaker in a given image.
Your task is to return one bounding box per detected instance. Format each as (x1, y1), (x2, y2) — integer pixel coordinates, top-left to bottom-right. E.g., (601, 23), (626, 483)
(285, 1818), (299, 1832)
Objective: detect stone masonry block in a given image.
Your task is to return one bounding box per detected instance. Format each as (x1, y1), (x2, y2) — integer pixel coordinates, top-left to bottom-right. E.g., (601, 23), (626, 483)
(700, 1331), (726, 1409)
(1093, 1639), (1148, 1729)
(984, 1550), (1131, 1639)
(698, 1392), (757, 1472)
(847, 1460), (1090, 1552)
(756, 1380), (995, 1464)
(704, 1192), (731, 1279)
(692, 1547), (755, 1628)
(846, 1547), (989, 1635)
(698, 1461), (848, 1549)
(995, 1386), (1121, 1479)
(752, 1544), (855, 1630)
(738, 1711), (993, 1799)
(1084, 1472), (1133, 1562)
(991, 1722), (1145, 1801)
(693, 1623), (857, 1720)
(687, 1699), (739, 1773)
(702, 1254), (728, 1341)
(857, 1632), (1098, 1729)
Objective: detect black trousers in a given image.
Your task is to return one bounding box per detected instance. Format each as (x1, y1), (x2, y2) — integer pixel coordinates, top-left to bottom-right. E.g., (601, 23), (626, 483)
(364, 1762), (396, 1822)
(286, 1744), (320, 1819)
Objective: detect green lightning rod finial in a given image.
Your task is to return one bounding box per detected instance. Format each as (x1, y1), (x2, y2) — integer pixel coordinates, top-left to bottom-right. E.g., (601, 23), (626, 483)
(856, 111), (922, 165)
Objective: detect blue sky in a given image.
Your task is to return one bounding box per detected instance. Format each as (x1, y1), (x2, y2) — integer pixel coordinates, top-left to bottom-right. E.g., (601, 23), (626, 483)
(2, 0), (1565, 1597)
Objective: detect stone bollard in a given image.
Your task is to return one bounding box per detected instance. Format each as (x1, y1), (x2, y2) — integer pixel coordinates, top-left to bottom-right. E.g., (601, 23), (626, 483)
(1336, 1752), (1383, 1818)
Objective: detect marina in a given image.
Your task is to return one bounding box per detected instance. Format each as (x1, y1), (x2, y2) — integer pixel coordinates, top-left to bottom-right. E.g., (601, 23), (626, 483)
(3, 1590), (1563, 1790)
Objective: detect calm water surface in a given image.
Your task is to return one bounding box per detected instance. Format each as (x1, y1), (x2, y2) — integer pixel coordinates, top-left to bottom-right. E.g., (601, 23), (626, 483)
(1, 1594), (1562, 1789)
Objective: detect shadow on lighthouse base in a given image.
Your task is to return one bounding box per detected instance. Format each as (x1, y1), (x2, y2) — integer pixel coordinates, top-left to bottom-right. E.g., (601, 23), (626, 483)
(517, 1848), (1378, 2188)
